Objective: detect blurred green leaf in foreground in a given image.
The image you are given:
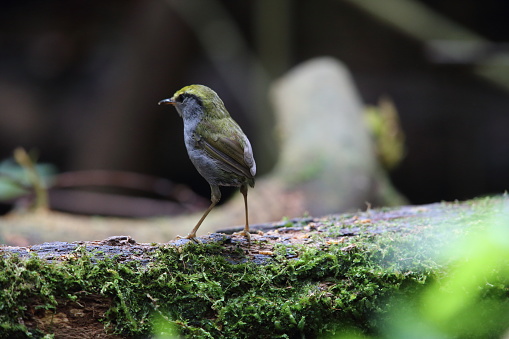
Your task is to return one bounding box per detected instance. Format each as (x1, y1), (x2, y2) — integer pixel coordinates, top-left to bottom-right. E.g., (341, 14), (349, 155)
(335, 197), (509, 339)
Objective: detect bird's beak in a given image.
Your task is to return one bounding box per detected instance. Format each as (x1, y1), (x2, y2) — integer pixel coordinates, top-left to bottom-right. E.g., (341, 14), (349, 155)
(158, 98), (175, 106)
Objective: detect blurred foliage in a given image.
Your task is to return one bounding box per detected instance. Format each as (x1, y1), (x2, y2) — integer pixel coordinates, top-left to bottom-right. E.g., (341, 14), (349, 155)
(0, 149), (56, 207)
(334, 197), (509, 339)
(364, 97), (405, 170)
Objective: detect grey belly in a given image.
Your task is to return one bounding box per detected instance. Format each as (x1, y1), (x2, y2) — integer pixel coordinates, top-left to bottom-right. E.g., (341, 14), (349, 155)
(187, 148), (243, 187)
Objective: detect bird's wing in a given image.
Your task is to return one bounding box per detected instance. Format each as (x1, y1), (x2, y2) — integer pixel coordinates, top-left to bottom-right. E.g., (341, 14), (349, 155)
(195, 119), (255, 183)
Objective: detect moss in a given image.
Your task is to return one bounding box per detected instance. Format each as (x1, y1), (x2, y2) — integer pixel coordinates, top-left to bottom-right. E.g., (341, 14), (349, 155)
(0, 239), (429, 337)
(1, 196), (508, 338)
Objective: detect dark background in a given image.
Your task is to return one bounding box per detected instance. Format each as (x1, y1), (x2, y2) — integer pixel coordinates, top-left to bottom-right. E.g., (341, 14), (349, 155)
(1, 0), (509, 214)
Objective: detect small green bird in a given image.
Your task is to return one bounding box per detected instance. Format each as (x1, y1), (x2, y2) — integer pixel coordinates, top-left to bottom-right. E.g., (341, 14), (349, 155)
(158, 85), (256, 241)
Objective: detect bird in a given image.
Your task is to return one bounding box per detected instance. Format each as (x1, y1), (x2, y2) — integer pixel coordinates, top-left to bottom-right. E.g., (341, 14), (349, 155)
(158, 84), (256, 242)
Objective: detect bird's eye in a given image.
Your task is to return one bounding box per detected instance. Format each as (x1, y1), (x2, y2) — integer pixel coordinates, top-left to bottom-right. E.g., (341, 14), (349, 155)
(177, 93), (191, 103)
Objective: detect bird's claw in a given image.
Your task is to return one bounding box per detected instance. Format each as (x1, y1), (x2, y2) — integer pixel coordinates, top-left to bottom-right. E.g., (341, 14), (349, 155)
(233, 230), (251, 244)
(176, 234), (200, 243)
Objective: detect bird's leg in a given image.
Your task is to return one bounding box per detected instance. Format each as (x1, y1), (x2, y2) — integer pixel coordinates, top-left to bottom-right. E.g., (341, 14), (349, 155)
(238, 184), (251, 243)
(185, 185), (221, 241)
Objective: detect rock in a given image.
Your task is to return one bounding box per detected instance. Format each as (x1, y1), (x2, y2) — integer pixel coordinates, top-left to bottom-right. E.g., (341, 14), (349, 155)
(269, 56), (404, 215)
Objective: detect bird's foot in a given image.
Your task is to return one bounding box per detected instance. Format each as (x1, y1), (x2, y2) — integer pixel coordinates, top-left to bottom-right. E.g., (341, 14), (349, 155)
(233, 230), (251, 244)
(175, 234), (200, 243)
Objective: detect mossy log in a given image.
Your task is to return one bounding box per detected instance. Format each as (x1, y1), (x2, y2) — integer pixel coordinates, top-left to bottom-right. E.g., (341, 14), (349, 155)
(1, 196), (507, 338)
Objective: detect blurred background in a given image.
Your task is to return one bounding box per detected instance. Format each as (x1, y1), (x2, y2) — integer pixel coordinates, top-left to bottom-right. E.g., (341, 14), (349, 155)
(1, 0), (509, 218)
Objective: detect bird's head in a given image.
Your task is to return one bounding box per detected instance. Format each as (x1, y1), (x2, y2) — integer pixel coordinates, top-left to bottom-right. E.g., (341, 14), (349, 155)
(158, 84), (229, 120)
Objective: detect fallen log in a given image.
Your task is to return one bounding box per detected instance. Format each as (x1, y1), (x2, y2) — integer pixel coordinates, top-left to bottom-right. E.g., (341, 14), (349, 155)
(1, 196), (508, 338)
